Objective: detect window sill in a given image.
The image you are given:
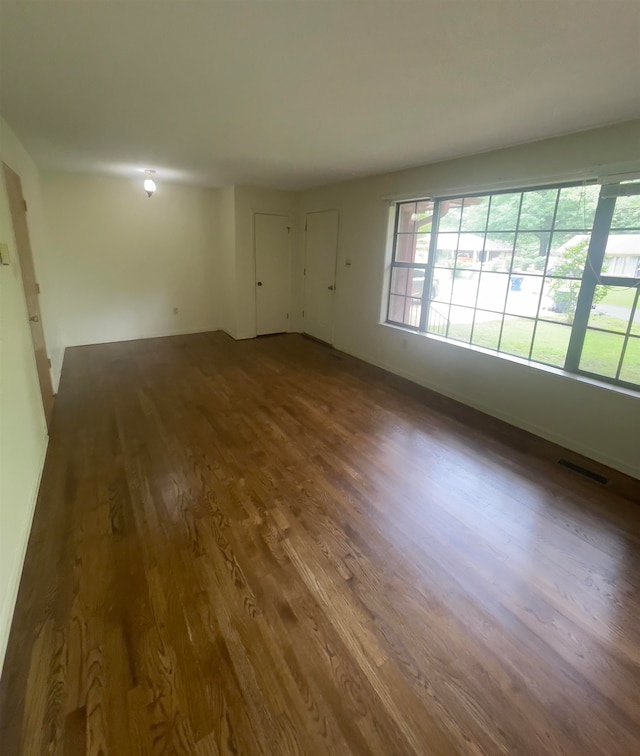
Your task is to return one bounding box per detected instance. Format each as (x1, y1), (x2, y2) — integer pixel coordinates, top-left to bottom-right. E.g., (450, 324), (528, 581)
(381, 321), (640, 399)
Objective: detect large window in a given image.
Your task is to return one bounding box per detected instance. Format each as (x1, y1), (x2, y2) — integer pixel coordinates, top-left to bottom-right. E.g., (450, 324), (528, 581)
(386, 181), (640, 390)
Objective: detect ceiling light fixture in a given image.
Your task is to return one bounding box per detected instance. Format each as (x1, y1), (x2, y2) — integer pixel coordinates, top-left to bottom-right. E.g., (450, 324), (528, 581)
(143, 169), (157, 198)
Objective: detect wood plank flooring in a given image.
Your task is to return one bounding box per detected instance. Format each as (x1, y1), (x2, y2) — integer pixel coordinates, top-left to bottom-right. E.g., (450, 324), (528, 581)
(1, 331), (640, 755)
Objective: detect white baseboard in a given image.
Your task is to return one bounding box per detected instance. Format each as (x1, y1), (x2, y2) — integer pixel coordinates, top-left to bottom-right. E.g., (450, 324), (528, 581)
(64, 324), (220, 349)
(0, 432), (48, 675)
(337, 343), (636, 480)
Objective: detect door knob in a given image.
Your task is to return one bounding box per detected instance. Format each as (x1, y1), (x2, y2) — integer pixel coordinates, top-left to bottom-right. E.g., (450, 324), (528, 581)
(29, 315), (39, 322)
(328, 285), (335, 291)
(257, 281), (263, 287)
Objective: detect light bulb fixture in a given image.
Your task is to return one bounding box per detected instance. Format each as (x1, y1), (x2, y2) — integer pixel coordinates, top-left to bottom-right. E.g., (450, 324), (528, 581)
(143, 169), (157, 198)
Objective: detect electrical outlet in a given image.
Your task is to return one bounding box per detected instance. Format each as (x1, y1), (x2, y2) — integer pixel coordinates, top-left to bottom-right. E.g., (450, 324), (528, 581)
(0, 242), (10, 265)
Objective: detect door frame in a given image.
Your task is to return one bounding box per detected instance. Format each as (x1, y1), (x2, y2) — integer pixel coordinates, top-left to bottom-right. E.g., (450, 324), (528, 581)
(303, 209), (340, 346)
(2, 162), (54, 428)
(253, 210), (292, 336)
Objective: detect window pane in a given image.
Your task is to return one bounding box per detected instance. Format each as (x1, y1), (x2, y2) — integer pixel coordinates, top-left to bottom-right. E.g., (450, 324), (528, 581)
(604, 231), (640, 278)
(588, 285), (637, 334)
(518, 188), (558, 231)
(538, 278), (577, 323)
(404, 297), (422, 328)
(397, 202), (417, 233)
(513, 232), (548, 272)
(619, 336), (640, 385)
(447, 306), (474, 343)
(427, 302), (450, 335)
(482, 232), (515, 270)
(460, 195), (490, 233)
(431, 268), (453, 302)
(476, 272), (509, 311)
(453, 241), (478, 270)
(456, 234), (488, 269)
(487, 192), (521, 231)
(548, 232), (591, 277)
(471, 311), (502, 350)
(530, 321), (571, 367)
(451, 270), (479, 306)
(610, 192), (640, 229)
(438, 199), (463, 231)
(632, 295), (640, 336)
(415, 233), (431, 264)
(390, 267), (409, 296)
(395, 233), (417, 262)
(499, 316), (535, 359)
(410, 269), (427, 298)
(505, 275), (542, 317)
(434, 233), (459, 267)
(539, 277), (582, 324)
(554, 185), (599, 230)
(414, 200), (435, 232)
(395, 202), (435, 235)
(579, 329), (625, 379)
(388, 294), (405, 323)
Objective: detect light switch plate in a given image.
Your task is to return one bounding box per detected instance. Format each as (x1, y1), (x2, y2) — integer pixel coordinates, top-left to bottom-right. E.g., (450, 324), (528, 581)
(0, 242), (11, 265)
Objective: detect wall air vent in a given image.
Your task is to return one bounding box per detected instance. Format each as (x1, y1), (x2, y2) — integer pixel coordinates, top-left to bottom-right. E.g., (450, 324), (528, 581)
(557, 459), (609, 486)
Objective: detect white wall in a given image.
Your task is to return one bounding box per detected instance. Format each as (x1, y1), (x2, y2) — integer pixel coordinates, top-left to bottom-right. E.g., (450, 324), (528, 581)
(0, 119), (49, 671)
(215, 185), (296, 341)
(297, 121), (640, 479)
(41, 173), (221, 349)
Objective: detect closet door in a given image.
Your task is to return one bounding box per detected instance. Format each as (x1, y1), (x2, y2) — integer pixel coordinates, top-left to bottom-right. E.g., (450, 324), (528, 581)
(303, 210), (339, 344)
(255, 213), (290, 335)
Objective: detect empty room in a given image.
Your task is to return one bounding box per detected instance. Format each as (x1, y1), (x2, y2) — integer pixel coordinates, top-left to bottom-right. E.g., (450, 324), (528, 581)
(1, 1), (640, 754)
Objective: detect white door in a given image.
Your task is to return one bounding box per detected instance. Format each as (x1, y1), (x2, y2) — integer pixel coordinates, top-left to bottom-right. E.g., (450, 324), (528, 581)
(255, 213), (290, 335)
(303, 210), (339, 344)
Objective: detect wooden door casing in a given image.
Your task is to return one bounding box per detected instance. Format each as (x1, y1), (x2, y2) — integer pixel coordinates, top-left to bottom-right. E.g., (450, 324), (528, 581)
(3, 163), (54, 427)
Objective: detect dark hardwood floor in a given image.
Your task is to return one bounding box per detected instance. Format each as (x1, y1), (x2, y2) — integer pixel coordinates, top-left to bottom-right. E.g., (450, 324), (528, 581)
(1, 331), (639, 755)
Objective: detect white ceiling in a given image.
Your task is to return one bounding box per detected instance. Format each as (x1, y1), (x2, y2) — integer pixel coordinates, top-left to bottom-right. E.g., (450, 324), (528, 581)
(1, 1), (639, 190)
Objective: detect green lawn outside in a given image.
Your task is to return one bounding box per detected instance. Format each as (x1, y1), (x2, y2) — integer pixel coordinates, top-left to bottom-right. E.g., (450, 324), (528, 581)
(587, 314), (640, 336)
(591, 284), (639, 335)
(601, 287), (637, 308)
(446, 315), (640, 385)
